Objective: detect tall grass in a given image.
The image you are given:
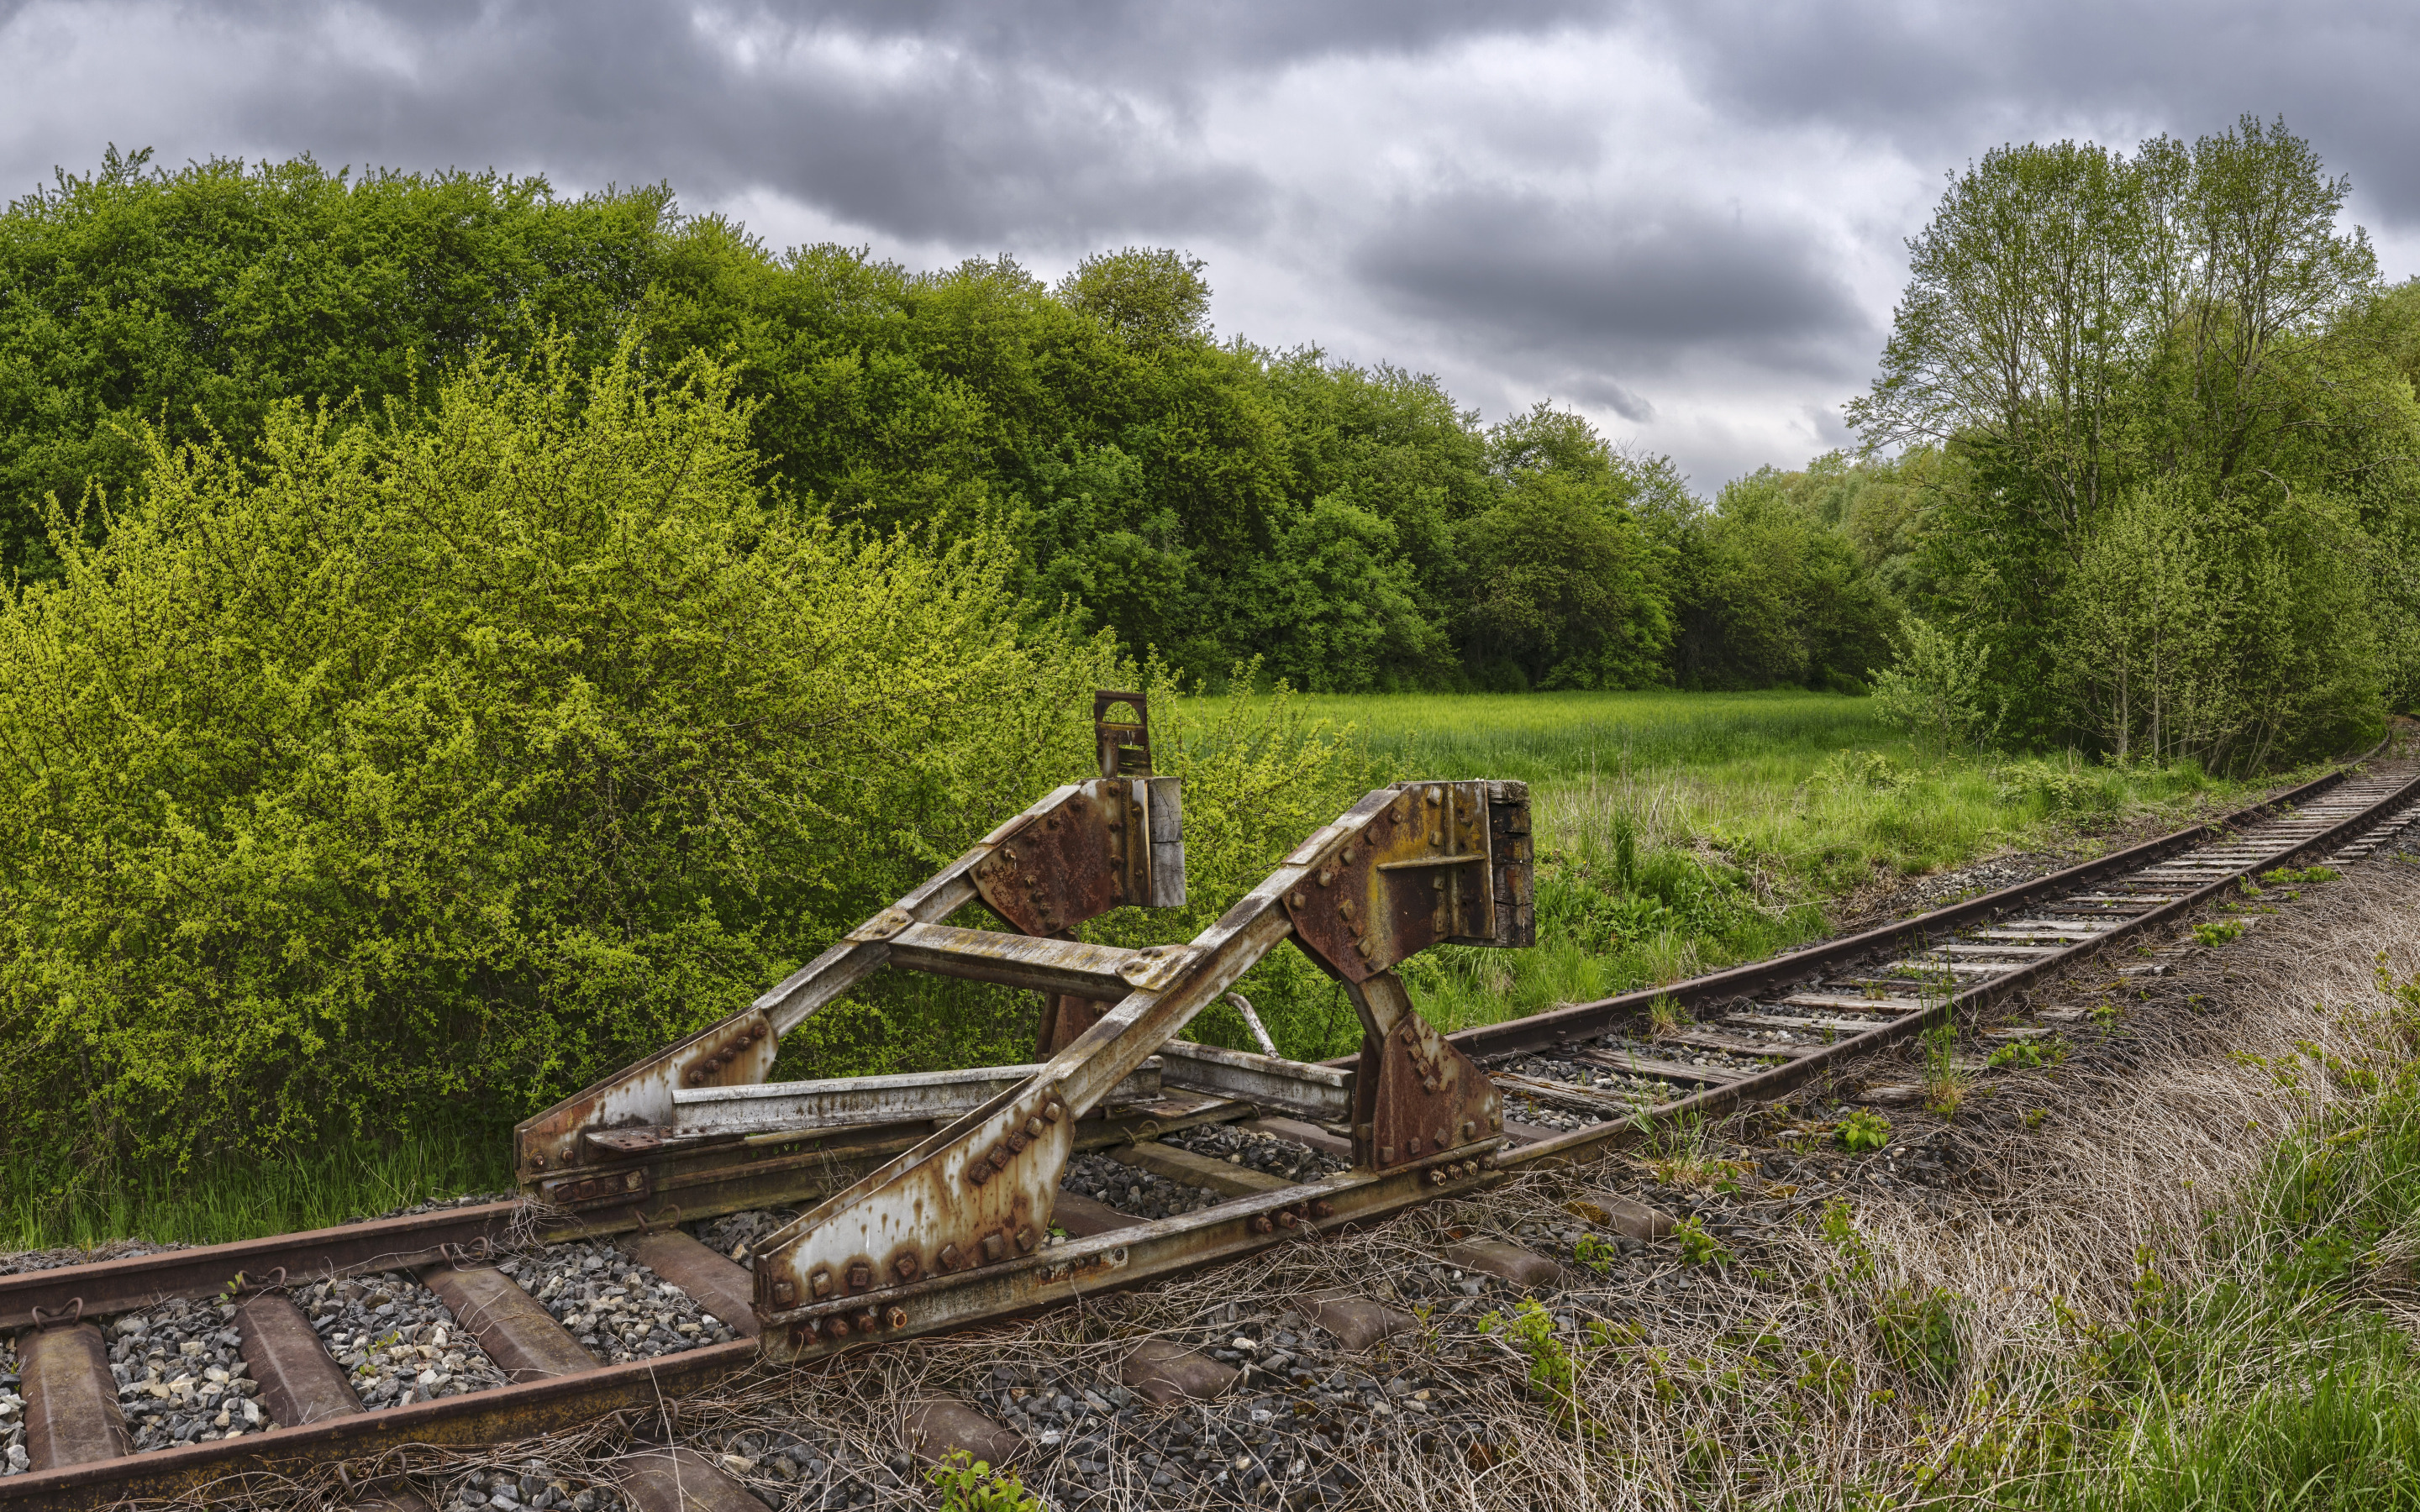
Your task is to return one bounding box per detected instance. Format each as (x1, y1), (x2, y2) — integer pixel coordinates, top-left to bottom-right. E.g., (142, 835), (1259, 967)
(1207, 690), (2290, 1041)
(3, 1112), (515, 1252)
(2012, 970), (2420, 1509)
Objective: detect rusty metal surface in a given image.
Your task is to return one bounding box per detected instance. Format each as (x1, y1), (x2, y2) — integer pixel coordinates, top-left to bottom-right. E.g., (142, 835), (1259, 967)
(419, 1268), (596, 1382)
(21, 1324), (128, 1470)
(1346, 972), (1503, 1172)
(671, 1061), (1162, 1137)
(627, 1230), (761, 1339)
(514, 1008), (780, 1181)
(1094, 690), (1151, 777)
(1284, 782), (1497, 982)
(0, 1341), (757, 1512)
(1154, 1040), (1352, 1122)
(1470, 780), (1536, 949)
(760, 1149), (1490, 1362)
(885, 922), (1140, 996)
(972, 783), (1123, 932)
(0, 1202), (524, 1333)
(753, 1079), (1075, 1337)
(234, 1292), (363, 1427)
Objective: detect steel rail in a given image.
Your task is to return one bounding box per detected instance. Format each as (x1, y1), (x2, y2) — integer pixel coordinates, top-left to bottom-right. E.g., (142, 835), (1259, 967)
(2, 743), (2411, 1510)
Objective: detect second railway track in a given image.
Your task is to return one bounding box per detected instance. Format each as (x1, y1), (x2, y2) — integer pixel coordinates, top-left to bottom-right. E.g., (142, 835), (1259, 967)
(5, 707), (2419, 1512)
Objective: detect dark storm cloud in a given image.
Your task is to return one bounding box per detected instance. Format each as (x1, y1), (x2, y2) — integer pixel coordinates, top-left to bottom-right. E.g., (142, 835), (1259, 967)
(113, 0), (1602, 246)
(1355, 187), (1873, 384)
(1634, 0), (2420, 222)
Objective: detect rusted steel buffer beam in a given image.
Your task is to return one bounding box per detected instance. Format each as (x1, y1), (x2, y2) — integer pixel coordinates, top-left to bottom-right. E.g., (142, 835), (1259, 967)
(510, 692), (1537, 1357)
(748, 775), (1534, 1357)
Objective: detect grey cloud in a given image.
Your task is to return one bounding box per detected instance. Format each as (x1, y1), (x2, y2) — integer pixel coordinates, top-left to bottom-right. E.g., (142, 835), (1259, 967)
(1355, 187), (1873, 376)
(1634, 0), (2420, 222)
(57, 0), (1607, 248)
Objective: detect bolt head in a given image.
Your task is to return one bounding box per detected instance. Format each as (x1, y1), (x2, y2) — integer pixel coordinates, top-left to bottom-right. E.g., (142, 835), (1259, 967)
(846, 1263), (872, 1290)
(886, 1306), (908, 1330)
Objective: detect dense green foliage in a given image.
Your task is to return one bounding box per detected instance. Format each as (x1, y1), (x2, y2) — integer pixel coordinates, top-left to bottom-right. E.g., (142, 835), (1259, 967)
(1854, 116), (2420, 768)
(0, 151), (1896, 696)
(0, 344), (1130, 1169)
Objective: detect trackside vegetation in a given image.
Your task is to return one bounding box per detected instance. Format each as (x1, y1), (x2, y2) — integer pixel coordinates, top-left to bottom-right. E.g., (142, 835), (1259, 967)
(0, 105), (2411, 1317)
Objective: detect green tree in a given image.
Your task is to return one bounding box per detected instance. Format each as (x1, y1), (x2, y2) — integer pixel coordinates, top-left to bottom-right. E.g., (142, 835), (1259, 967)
(1053, 247), (1213, 351)
(0, 147), (670, 578)
(1852, 116), (2408, 757)
(1458, 406), (1671, 690)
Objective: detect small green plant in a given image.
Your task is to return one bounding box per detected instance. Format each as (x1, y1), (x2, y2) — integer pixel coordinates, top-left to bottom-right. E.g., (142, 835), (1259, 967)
(1645, 992), (1686, 1037)
(2261, 864), (2338, 886)
(1871, 1284), (1965, 1390)
(1481, 1298), (1581, 1420)
(1837, 1109), (1892, 1153)
(927, 1451), (1042, 1512)
(1921, 999), (1966, 1116)
(1987, 1036), (2065, 1070)
(2195, 919), (2248, 947)
(1672, 1215), (1732, 1266)
(1574, 1233), (1619, 1274)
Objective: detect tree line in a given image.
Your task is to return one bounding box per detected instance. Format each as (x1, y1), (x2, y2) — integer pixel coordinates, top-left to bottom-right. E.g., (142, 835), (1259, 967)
(1856, 116), (2420, 769)
(0, 145), (1895, 698)
(3, 122), (2412, 759)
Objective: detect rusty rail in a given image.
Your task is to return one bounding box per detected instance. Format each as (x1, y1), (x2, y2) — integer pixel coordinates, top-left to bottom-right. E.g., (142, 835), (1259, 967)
(3, 706), (2412, 1510)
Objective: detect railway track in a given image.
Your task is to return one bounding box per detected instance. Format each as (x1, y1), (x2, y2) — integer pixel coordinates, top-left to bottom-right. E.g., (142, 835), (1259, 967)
(3, 702), (2416, 1512)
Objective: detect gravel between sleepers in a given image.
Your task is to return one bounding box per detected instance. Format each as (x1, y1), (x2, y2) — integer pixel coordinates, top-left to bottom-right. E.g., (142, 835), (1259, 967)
(1165, 1121), (1349, 1181)
(695, 1207), (798, 1269)
(436, 1457), (629, 1512)
(1, 1337), (21, 1475)
(293, 1272), (509, 1410)
(497, 1239), (740, 1363)
(1060, 1152), (1223, 1221)
(105, 1295), (265, 1451)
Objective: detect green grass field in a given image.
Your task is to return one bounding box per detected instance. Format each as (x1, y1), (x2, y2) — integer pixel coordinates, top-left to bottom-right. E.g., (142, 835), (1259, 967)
(1199, 690), (2289, 1040)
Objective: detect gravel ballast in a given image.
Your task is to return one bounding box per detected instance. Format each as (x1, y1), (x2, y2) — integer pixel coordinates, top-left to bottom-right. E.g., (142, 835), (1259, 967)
(0, 1337), (21, 1475)
(694, 1208), (797, 1269)
(294, 1273), (509, 1410)
(497, 1240), (739, 1363)
(1059, 1152), (1223, 1220)
(107, 1295), (265, 1451)
(1164, 1121), (1349, 1182)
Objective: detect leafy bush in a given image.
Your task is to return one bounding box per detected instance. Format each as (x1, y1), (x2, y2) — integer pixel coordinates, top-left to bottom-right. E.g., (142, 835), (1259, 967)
(0, 340), (1123, 1171)
(1871, 618), (1995, 751)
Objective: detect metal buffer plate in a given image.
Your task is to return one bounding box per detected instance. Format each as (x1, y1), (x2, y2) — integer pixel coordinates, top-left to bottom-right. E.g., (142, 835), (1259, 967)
(1283, 781), (1531, 980)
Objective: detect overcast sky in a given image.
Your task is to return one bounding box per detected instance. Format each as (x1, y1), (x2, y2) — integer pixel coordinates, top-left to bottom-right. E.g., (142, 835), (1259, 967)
(4, 1), (2417, 493)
